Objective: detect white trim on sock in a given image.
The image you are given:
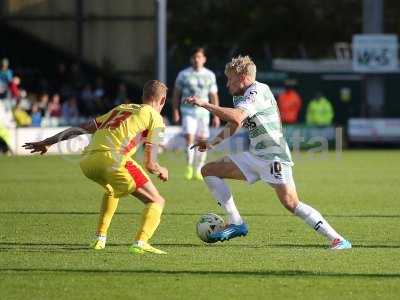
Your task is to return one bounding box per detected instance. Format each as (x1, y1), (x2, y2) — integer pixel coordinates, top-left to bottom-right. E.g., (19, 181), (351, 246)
(134, 240), (145, 247)
(96, 235), (107, 242)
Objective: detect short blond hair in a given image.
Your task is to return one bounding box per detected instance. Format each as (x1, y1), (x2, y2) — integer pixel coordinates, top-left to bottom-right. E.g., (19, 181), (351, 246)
(224, 55), (256, 80)
(143, 80), (168, 101)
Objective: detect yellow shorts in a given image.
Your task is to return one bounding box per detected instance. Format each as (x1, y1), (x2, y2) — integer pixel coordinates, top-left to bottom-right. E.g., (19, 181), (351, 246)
(79, 152), (150, 198)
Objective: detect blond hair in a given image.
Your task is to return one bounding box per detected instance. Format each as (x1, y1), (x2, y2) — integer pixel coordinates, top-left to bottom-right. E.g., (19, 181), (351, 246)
(224, 55), (256, 81)
(142, 80), (168, 101)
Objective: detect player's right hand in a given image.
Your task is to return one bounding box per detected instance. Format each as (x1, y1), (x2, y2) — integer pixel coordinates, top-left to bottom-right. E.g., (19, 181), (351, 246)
(158, 166), (169, 182)
(184, 96), (207, 107)
(172, 110), (180, 124)
(22, 141), (49, 155)
(191, 140), (212, 152)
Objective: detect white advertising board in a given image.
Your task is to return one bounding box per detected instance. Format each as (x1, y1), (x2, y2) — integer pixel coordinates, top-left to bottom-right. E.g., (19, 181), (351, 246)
(348, 118), (400, 143)
(8, 126), (249, 155)
(352, 34), (398, 72)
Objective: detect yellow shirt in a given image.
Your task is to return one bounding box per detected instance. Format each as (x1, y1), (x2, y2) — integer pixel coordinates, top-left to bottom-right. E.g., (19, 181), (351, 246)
(13, 108), (32, 126)
(83, 104), (165, 157)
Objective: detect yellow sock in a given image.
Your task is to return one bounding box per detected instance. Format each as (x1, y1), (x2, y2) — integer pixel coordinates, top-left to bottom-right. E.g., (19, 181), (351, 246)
(96, 188), (119, 236)
(135, 203), (163, 242)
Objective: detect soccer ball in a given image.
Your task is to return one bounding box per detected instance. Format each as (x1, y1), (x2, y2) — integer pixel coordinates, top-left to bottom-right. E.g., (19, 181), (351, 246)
(196, 213), (225, 243)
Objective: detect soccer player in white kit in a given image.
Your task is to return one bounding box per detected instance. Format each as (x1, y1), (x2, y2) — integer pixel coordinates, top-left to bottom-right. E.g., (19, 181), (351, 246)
(186, 55), (351, 250)
(172, 47), (220, 180)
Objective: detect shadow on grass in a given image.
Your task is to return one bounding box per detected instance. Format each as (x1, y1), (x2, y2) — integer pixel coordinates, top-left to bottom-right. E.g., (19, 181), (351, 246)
(157, 243), (400, 249)
(0, 268), (399, 278)
(153, 243), (327, 249)
(265, 243), (400, 249)
(1, 242), (399, 250)
(1, 211), (400, 218)
(0, 242), (91, 247)
(0, 242), (90, 252)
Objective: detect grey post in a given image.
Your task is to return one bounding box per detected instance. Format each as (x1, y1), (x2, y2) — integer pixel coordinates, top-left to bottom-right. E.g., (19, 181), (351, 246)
(155, 0), (167, 83)
(363, 0), (384, 117)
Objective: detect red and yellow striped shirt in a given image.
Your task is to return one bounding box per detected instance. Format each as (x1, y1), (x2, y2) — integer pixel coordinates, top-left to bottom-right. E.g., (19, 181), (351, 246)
(83, 104), (165, 157)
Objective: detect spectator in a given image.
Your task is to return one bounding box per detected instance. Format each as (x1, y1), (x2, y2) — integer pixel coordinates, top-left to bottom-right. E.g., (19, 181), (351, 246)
(80, 84), (95, 116)
(9, 76), (21, 101)
(37, 93), (49, 116)
(0, 60), (123, 124)
(13, 103), (31, 127)
(278, 80), (302, 124)
(62, 96), (79, 125)
(47, 94), (62, 117)
(19, 90), (33, 112)
(31, 102), (42, 127)
(0, 58), (13, 100)
(306, 92), (334, 126)
(114, 83), (128, 105)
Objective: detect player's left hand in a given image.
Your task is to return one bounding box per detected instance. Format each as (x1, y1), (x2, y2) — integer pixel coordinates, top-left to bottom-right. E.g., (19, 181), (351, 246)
(212, 116), (220, 128)
(184, 96), (207, 107)
(158, 166), (169, 182)
(191, 140), (212, 152)
(22, 141), (49, 155)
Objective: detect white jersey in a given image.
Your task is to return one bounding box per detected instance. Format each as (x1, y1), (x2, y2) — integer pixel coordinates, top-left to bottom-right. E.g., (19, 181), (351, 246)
(175, 67), (218, 118)
(233, 81), (293, 165)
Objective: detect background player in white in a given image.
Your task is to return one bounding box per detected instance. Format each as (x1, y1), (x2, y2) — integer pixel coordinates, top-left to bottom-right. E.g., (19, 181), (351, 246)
(172, 47), (220, 180)
(186, 55), (351, 250)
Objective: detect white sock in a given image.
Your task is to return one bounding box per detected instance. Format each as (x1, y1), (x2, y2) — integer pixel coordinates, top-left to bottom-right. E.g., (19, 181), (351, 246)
(194, 150), (207, 173)
(204, 176), (243, 225)
(134, 240), (145, 247)
(186, 145), (195, 166)
(294, 202), (344, 242)
(96, 235), (106, 242)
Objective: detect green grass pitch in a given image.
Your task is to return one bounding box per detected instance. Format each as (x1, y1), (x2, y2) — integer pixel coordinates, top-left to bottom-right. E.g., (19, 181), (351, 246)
(1, 150), (399, 299)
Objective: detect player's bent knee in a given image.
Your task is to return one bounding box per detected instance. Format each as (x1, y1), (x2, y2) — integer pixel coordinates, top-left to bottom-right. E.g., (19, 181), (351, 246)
(201, 163), (214, 177)
(201, 162), (218, 177)
(148, 194), (165, 205)
(104, 187), (115, 198)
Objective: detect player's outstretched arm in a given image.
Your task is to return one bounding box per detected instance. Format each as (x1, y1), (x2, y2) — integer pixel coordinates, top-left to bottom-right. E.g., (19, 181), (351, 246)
(22, 119), (97, 155)
(185, 96), (247, 126)
(144, 143), (168, 182)
(191, 121), (241, 152)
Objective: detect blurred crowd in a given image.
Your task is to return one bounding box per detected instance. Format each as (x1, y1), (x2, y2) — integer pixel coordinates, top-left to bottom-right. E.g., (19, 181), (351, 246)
(0, 57), (335, 129)
(0, 58), (131, 128)
(277, 80), (334, 126)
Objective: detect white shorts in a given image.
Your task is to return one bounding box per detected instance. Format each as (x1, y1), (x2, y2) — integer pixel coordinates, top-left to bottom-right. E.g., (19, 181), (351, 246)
(229, 152), (295, 186)
(181, 114), (210, 138)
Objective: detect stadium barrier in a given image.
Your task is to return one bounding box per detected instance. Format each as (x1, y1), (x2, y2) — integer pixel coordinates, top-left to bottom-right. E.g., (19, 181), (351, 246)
(348, 118), (400, 144)
(8, 125), (340, 155)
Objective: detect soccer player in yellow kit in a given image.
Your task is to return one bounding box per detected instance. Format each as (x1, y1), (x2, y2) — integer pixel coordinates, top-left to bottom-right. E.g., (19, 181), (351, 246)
(23, 80), (169, 255)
